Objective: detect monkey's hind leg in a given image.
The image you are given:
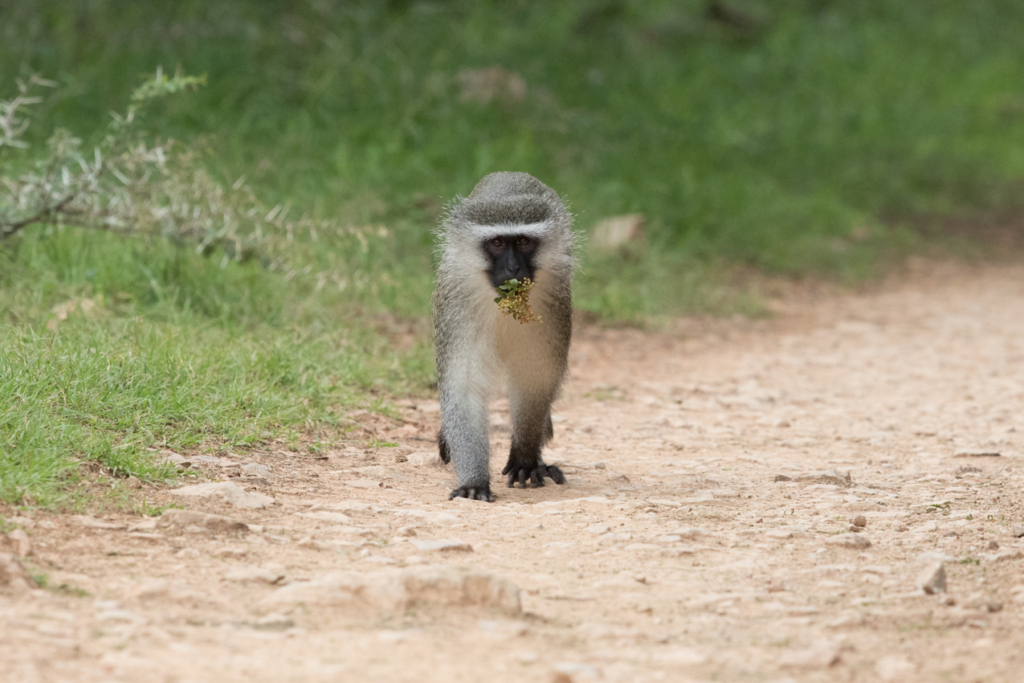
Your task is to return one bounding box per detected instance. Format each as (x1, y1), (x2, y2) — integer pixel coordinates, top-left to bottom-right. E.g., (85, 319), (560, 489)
(438, 427), (451, 464)
(502, 397), (565, 489)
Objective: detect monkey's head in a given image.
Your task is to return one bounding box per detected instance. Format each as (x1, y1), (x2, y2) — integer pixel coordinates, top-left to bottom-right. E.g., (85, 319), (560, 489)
(438, 172), (575, 290)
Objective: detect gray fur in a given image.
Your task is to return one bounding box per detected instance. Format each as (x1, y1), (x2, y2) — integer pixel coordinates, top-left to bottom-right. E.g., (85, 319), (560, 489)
(433, 172), (575, 500)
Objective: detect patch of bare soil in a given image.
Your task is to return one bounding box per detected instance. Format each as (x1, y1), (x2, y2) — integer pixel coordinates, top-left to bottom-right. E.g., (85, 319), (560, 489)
(3, 261), (1024, 683)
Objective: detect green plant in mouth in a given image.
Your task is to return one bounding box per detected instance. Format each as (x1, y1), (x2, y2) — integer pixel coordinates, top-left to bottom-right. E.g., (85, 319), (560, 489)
(494, 278), (541, 324)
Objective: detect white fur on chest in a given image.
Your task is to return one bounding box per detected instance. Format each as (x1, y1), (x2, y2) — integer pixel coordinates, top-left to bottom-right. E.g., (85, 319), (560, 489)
(465, 271), (559, 396)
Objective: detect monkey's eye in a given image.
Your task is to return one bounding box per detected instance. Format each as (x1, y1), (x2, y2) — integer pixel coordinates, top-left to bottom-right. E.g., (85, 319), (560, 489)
(490, 238), (504, 248)
(516, 236), (531, 247)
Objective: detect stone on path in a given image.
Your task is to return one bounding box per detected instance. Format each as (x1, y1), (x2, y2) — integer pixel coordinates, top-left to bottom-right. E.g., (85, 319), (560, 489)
(169, 481), (275, 509)
(986, 549), (1023, 564)
(407, 451), (444, 467)
(72, 515), (124, 530)
(158, 508), (249, 534)
(226, 564), (286, 584)
(591, 214), (645, 250)
(777, 641), (841, 670)
(794, 470), (852, 487)
(827, 533), (871, 549)
(409, 539), (473, 553)
(261, 565), (520, 615)
(241, 463), (271, 478)
(916, 562), (946, 594)
(953, 449), (1001, 458)
(126, 578), (170, 601)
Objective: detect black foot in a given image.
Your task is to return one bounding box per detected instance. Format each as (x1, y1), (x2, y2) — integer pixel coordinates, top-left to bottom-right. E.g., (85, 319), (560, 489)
(449, 485), (495, 502)
(502, 461), (566, 488)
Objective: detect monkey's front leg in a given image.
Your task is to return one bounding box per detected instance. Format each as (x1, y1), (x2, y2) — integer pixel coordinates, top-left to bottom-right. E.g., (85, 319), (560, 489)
(503, 391), (565, 489)
(439, 393), (496, 502)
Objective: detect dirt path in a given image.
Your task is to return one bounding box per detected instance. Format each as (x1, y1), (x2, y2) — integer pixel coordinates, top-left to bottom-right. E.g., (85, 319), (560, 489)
(3, 261), (1024, 683)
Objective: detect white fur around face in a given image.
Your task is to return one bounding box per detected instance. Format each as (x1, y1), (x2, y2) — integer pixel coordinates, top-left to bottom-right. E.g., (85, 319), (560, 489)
(451, 221), (572, 277)
(464, 221), (549, 241)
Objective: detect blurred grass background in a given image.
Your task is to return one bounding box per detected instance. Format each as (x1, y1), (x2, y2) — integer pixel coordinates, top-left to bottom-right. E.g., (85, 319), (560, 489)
(2, 0), (1024, 504)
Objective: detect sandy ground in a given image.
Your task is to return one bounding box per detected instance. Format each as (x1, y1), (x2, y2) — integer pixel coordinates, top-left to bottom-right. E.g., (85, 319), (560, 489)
(3, 260), (1024, 683)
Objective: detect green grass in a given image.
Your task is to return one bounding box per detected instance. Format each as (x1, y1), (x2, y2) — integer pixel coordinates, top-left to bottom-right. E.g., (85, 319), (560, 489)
(3, 0), (1024, 505)
(0, 229), (433, 507)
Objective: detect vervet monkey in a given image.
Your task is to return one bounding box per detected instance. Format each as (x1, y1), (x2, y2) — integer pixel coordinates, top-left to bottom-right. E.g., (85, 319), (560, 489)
(433, 172), (575, 501)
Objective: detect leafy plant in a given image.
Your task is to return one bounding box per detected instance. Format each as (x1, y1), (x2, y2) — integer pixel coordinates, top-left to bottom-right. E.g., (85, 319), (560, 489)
(0, 68), (359, 284)
(495, 277), (541, 324)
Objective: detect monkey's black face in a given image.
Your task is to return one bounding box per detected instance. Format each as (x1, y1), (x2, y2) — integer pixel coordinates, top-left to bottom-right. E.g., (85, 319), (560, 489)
(483, 234), (539, 288)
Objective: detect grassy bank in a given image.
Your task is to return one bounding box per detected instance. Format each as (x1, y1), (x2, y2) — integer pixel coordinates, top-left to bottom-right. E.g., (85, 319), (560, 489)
(3, 0), (1024, 505)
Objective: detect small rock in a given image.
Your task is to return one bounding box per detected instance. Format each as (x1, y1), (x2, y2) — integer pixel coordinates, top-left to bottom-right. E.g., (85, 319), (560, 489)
(987, 549), (1023, 564)
(345, 479), (383, 489)
(963, 593), (1003, 612)
(126, 578), (170, 600)
(158, 509), (249, 534)
(396, 526), (418, 537)
(1013, 526), (1024, 538)
(916, 562), (946, 594)
(394, 453), (408, 463)
(458, 66), (526, 105)
(851, 515), (867, 528)
(987, 540), (999, 551)
(158, 450), (190, 468)
(953, 449), (1000, 458)
(253, 613), (294, 631)
(407, 451), (444, 467)
(409, 539), (473, 553)
(794, 470), (852, 487)
(71, 515), (124, 530)
(774, 474), (792, 482)
(124, 475), (143, 489)
(169, 481), (275, 509)
(777, 642), (841, 669)
(827, 534), (871, 549)
(585, 524), (611, 535)
(766, 529), (793, 539)
(127, 519), (158, 532)
(226, 565), (286, 584)
(590, 214), (645, 250)
(298, 511), (354, 524)
(242, 463), (271, 478)
(655, 535), (682, 543)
